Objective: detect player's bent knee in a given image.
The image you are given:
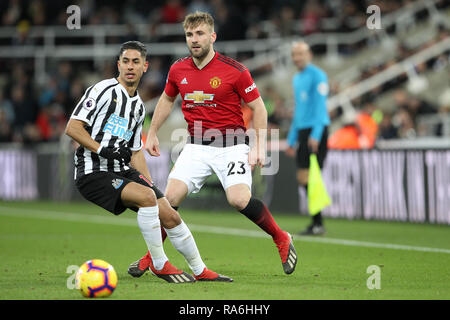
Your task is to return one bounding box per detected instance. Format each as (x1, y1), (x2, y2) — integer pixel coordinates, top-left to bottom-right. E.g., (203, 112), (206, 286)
(165, 179), (188, 206)
(228, 194), (251, 211)
(164, 190), (186, 207)
(122, 182), (157, 208)
(142, 190), (157, 207)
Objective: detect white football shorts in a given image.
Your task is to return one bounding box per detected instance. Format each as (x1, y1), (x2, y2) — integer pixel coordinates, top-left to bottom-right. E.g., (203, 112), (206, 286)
(168, 143), (252, 194)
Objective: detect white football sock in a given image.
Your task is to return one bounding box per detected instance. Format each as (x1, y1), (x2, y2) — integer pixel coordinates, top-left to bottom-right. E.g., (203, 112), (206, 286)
(165, 221), (206, 276)
(137, 205), (168, 270)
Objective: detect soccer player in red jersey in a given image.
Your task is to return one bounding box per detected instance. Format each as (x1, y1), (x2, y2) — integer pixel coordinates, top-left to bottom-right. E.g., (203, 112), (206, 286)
(129, 12), (297, 276)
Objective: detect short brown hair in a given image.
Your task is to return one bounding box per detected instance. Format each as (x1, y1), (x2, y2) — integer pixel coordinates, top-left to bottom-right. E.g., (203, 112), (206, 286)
(183, 11), (214, 32)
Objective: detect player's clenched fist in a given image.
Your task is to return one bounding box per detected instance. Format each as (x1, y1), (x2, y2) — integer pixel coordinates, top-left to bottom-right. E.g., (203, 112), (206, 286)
(145, 133), (160, 157)
(97, 145), (132, 163)
(248, 146), (266, 170)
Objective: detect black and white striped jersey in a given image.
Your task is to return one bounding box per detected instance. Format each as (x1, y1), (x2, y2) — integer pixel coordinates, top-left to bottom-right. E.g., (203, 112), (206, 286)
(70, 78), (146, 180)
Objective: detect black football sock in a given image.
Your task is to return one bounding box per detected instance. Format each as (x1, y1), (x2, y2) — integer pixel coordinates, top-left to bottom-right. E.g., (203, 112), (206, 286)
(239, 198), (287, 243)
(313, 212), (323, 226)
(302, 184), (308, 194)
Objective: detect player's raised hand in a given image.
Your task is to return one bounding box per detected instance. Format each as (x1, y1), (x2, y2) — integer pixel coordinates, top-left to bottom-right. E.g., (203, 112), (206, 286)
(308, 137), (319, 154)
(285, 146), (296, 158)
(145, 132), (160, 157)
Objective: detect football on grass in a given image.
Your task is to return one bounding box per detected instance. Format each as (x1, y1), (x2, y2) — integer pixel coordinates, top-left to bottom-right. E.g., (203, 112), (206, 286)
(75, 259), (118, 298)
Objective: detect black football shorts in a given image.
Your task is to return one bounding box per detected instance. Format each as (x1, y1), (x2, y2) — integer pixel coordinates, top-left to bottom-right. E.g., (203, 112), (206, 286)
(296, 127), (328, 169)
(75, 168), (164, 215)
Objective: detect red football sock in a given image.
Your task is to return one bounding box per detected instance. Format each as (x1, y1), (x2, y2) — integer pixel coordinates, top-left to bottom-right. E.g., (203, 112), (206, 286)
(161, 226), (167, 242)
(239, 198), (287, 243)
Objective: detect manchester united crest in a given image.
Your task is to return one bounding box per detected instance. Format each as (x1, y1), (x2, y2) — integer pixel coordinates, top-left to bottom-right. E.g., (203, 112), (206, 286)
(209, 76), (221, 89)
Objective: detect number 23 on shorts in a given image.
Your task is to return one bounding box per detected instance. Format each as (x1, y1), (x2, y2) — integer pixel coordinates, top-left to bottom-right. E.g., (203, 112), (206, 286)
(227, 161), (246, 176)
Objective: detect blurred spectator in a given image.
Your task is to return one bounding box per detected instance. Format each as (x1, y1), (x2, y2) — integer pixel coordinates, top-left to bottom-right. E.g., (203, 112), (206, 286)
(0, 90), (15, 125)
(278, 6), (296, 37)
(377, 112), (398, 140)
(38, 77), (58, 109)
(301, 0), (323, 35)
(11, 85), (37, 131)
(28, 0), (46, 26)
(0, 109), (13, 142)
(9, 63), (31, 93)
(407, 96), (437, 121)
(328, 108), (378, 149)
(0, 0), (447, 145)
(36, 103), (67, 141)
(18, 123), (41, 143)
(161, 0), (186, 24)
(56, 61), (73, 97)
(68, 78), (85, 114)
(436, 89), (450, 136)
(12, 20), (34, 46)
(393, 89), (410, 111)
(262, 86), (290, 137)
(215, 3), (247, 41)
(328, 123), (361, 149)
(393, 107), (416, 139)
(141, 56), (165, 101)
(1, 0), (22, 26)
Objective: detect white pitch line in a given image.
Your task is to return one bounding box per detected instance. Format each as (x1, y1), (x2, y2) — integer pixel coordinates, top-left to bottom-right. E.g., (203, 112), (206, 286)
(0, 205), (449, 255)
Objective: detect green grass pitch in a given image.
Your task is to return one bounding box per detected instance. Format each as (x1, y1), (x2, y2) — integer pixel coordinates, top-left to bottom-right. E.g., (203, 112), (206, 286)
(0, 201), (449, 300)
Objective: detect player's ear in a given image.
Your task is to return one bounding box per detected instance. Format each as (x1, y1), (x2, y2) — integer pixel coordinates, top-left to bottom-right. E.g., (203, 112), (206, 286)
(143, 60), (149, 73)
(211, 31), (217, 44)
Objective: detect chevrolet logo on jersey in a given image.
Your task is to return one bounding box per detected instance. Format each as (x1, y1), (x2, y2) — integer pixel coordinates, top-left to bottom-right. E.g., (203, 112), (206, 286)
(184, 91), (215, 103)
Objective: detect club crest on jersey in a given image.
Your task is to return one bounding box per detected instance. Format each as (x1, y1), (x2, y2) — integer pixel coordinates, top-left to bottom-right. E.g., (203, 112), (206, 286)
(111, 178), (123, 189)
(83, 97), (96, 110)
(184, 91), (215, 104)
(209, 76), (221, 89)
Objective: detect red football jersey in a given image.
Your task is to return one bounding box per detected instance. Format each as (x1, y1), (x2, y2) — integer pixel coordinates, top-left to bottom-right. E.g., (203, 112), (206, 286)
(164, 51), (260, 136)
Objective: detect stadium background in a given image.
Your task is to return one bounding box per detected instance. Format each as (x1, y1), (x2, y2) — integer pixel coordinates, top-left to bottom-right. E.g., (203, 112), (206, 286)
(0, 0), (449, 224)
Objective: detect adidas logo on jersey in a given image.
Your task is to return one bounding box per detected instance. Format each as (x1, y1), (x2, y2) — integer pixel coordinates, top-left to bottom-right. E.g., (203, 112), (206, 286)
(180, 78), (188, 84)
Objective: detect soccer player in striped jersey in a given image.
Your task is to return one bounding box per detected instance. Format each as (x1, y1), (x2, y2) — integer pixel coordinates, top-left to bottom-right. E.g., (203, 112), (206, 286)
(65, 41), (232, 283)
(129, 12), (298, 276)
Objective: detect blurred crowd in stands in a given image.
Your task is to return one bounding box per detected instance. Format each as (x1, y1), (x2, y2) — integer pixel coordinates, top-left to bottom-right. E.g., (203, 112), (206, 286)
(0, 0), (412, 40)
(327, 22), (450, 148)
(0, 0), (449, 146)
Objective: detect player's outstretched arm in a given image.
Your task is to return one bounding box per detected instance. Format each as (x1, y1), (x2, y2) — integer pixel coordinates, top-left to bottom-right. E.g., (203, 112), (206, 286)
(145, 92), (177, 157)
(65, 119), (101, 153)
(130, 149), (153, 181)
(65, 118), (131, 162)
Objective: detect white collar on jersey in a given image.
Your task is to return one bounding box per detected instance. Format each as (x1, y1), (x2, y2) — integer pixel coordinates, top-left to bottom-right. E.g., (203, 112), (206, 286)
(115, 78), (140, 100)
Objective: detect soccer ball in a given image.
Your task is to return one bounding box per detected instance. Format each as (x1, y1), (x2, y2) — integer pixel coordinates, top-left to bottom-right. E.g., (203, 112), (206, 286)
(75, 259), (118, 298)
